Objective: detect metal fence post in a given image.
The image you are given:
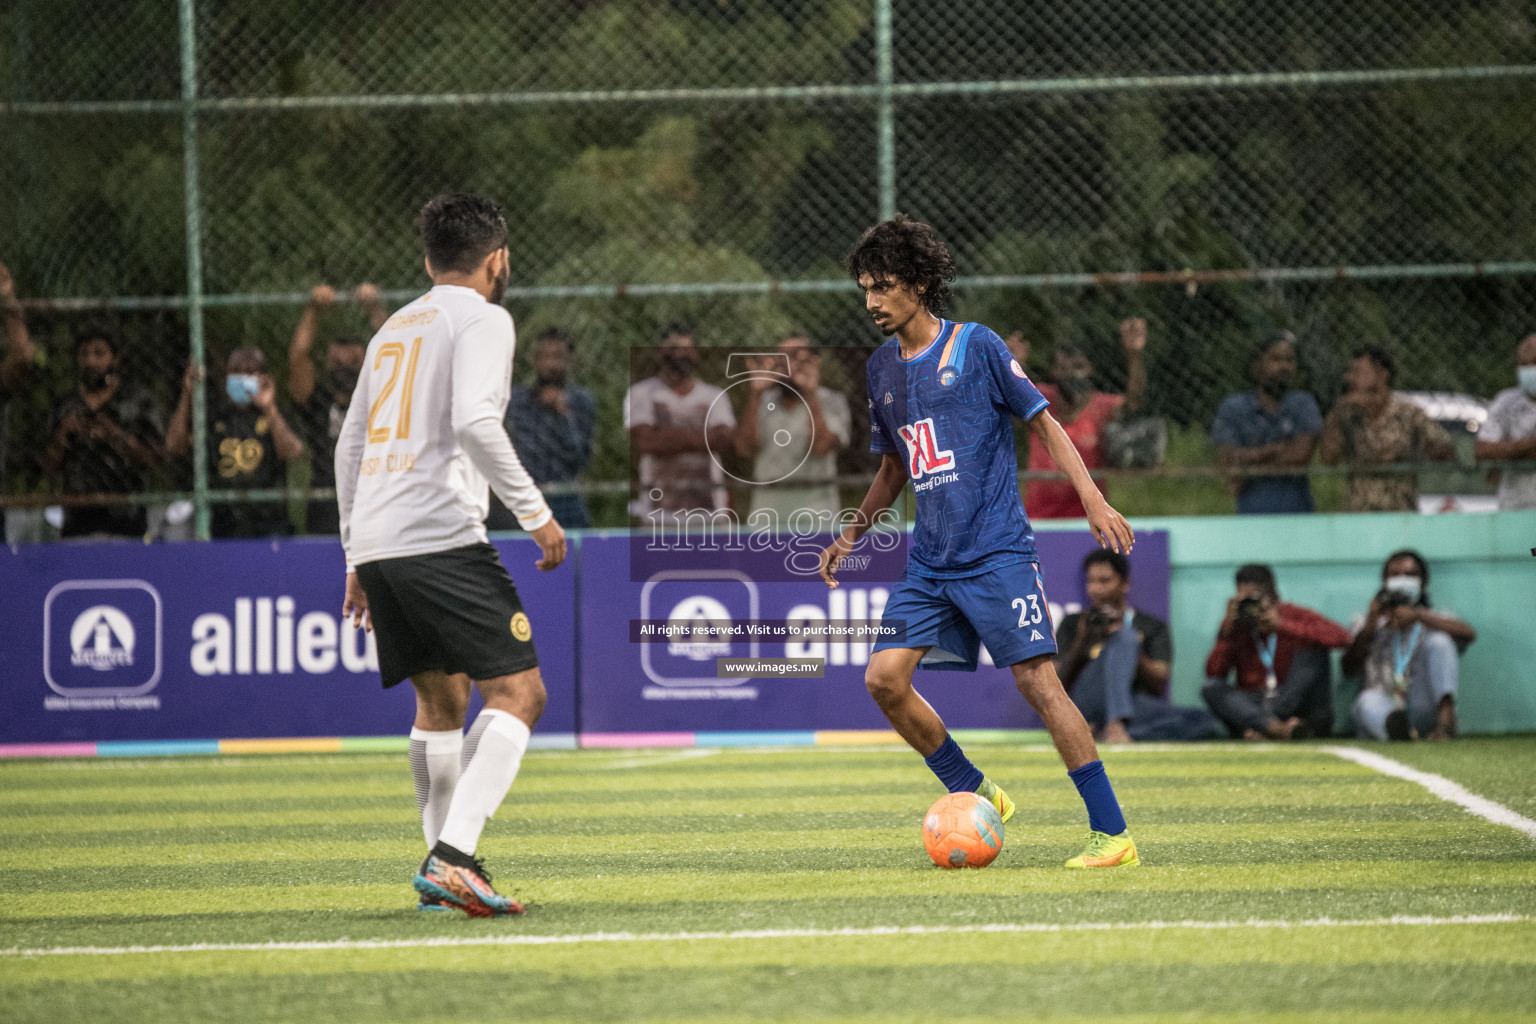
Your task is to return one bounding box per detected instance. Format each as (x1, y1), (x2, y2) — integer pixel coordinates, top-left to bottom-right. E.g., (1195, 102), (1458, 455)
(177, 0), (210, 540)
(875, 0), (894, 221)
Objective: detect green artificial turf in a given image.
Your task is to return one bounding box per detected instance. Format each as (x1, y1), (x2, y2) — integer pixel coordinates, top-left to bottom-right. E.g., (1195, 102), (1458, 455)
(2, 739), (1534, 1022)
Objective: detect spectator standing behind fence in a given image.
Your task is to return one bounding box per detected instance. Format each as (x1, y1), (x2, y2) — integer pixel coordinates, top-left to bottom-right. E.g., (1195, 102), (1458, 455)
(1319, 346), (1455, 512)
(1343, 550), (1474, 741)
(1212, 330), (1323, 514)
(167, 347), (305, 538)
(39, 326), (164, 539)
(288, 283), (386, 533)
(0, 262), (37, 501)
(734, 333), (851, 524)
(625, 324), (735, 519)
(1018, 318), (1148, 520)
(493, 327), (597, 529)
(1473, 333), (1536, 511)
(1055, 550), (1221, 743)
(1202, 564), (1352, 741)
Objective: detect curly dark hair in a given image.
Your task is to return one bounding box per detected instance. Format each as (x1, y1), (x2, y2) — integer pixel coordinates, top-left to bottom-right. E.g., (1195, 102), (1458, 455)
(845, 214), (955, 315)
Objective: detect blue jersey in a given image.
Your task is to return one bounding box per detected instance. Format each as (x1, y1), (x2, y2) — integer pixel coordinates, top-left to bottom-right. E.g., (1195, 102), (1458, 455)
(866, 320), (1049, 579)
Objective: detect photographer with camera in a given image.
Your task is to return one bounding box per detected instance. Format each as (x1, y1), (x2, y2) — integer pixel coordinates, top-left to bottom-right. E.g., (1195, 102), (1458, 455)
(1343, 550), (1474, 741)
(1056, 550), (1220, 742)
(1202, 564), (1353, 740)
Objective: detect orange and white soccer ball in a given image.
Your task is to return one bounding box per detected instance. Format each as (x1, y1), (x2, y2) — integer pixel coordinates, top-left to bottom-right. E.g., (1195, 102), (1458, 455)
(922, 791), (1005, 868)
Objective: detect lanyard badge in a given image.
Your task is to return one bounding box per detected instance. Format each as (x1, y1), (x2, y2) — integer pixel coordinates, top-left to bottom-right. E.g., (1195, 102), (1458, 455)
(1256, 633), (1278, 694)
(1391, 622), (1423, 696)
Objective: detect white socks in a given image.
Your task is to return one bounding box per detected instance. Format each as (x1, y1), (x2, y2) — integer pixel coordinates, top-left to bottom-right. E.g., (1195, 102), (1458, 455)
(436, 709), (531, 856)
(408, 727), (463, 849)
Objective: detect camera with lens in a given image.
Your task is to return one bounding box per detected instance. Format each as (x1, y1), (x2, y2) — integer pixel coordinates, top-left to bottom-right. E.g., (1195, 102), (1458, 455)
(1376, 588), (1414, 611)
(1083, 606), (1115, 641)
(1235, 596), (1266, 625)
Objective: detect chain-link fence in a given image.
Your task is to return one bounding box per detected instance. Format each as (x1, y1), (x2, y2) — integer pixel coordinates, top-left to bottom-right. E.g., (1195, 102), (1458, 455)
(3, 0), (1534, 538)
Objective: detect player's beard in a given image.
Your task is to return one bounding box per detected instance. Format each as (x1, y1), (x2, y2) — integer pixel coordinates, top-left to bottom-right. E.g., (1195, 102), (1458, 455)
(488, 263), (509, 306)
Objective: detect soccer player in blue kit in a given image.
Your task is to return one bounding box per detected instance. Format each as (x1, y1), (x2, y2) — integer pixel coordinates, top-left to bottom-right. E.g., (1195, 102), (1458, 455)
(818, 215), (1140, 868)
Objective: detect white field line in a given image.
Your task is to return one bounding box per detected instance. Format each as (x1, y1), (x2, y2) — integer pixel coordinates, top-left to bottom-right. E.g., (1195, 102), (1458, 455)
(1324, 745), (1536, 841)
(3, 914), (1528, 959)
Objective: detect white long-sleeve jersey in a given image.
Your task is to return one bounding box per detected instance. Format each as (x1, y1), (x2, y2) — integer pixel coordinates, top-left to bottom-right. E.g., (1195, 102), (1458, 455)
(335, 284), (551, 570)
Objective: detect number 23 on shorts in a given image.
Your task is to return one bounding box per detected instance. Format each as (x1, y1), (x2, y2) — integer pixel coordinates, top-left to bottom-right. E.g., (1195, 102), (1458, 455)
(1012, 594), (1045, 628)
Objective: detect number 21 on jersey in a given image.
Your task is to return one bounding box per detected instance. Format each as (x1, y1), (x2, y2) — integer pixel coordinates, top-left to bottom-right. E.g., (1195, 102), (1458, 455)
(367, 337), (423, 444)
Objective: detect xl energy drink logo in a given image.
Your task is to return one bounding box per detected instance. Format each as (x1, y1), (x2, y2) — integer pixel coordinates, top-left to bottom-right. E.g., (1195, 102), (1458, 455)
(44, 580), (162, 698)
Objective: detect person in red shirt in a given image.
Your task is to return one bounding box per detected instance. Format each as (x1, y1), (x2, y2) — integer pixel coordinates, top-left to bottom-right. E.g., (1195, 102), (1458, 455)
(1202, 563), (1353, 740)
(1013, 318), (1148, 520)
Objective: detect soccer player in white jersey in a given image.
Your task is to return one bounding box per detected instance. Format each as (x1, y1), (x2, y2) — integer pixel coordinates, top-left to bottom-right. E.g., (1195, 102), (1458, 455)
(335, 193), (566, 916)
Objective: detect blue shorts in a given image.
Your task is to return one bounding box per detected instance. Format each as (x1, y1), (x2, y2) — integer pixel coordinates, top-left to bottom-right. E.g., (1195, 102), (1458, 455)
(872, 561), (1058, 671)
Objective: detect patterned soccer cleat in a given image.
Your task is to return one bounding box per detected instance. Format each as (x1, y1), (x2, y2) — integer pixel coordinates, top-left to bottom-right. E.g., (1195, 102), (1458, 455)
(975, 777), (1015, 824)
(1064, 830), (1140, 869)
(414, 852), (526, 917)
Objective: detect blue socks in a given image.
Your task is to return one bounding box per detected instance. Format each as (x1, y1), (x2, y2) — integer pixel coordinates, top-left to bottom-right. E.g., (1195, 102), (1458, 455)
(923, 735), (984, 794)
(1067, 759), (1127, 836)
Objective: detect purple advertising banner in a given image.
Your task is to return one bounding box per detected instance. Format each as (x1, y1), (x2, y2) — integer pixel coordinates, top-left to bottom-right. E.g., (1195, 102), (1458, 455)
(578, 529), (1169, 735)
(0, 538), (576, 744)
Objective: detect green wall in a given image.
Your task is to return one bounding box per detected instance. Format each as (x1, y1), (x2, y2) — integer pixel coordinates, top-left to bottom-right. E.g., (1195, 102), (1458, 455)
(1118, 511), (1536, 735)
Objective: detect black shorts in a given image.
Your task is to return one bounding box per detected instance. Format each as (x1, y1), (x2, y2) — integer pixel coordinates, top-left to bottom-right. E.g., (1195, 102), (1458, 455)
(355, 543), (540, 688)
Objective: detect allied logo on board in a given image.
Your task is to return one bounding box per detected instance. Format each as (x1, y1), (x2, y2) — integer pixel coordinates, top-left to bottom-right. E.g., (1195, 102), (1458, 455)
(41, 580), (379, 712)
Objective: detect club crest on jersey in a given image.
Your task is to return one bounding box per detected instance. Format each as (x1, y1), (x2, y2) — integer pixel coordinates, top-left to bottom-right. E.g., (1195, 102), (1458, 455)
(938, 366), (958, 387)
(897, 418), (955, 479)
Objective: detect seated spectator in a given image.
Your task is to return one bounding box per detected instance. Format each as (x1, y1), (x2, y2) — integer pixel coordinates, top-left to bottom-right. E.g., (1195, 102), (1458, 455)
(1202, 563), (1352, 740)
(1056, 550), (1221, 743)
(734, 332), (851, 524)
(1343, 550), (1475, 741)
(1212, 330), (1322, 514)
(0, 261), (37, 501)
(1473, 333), (1536, 511)
(167, 347), (305, 538)
(39, 325), (164, 539)
(288, 283), (385, 533)
(625, 323), (735, 520)
(492, 327), (597, 529)
(1022, 318), (1148, 520)
(1319, 346), (1455, 512)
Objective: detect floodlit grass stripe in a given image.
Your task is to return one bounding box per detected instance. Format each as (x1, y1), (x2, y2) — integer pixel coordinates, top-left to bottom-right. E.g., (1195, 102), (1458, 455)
(3, 861), (1533, 920)
(2, 913), (1527, 960)
(2, 780), (1437, 832)
(1326, 745), (1536, 841)
(0, 763), (1377, 807)
(2, 819), (1517, 872)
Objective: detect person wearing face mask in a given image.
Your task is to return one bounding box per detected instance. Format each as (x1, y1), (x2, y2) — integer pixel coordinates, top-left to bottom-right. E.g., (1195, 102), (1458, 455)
(1319, 345), (1455, 512)
(490, 327), (596, 528)
(1021, 318), (1147, 520)
(1056, 550), (1220, 743)
(624, 323), (736, 519)
(1211, 331), (1323, 514)
(167, 346), (305, 537)
(1343, 550), (1475, 741)
(1473, 333), (1536, 510)
(40, 325), (164, 538)
(288, 283), (387, 534)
